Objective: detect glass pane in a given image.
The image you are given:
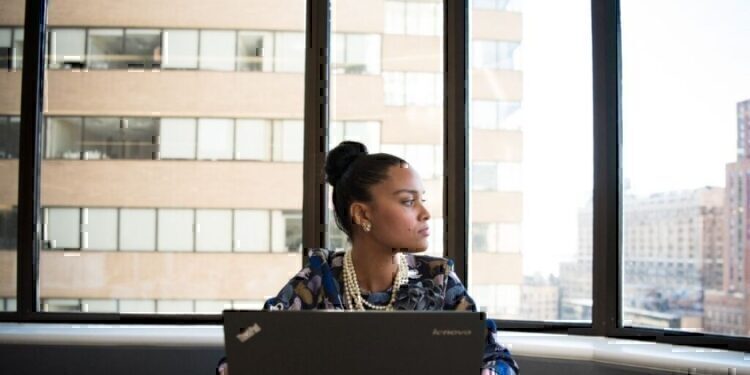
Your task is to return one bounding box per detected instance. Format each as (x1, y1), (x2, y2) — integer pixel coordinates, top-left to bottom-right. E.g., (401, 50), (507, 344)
(48, 28), (86, 69)
(622, 1), (750, 336)
(87, 29), (125, 69)
(124, 29), (161, 69)
(0, 9), (24, 313)
(470, 0), (593, 322)
(42, 0), (306, 314)
(329, 0), (444, 259)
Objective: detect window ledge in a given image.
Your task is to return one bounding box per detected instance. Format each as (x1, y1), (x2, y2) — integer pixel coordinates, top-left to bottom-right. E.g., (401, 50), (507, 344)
(0, 323), (748, 372)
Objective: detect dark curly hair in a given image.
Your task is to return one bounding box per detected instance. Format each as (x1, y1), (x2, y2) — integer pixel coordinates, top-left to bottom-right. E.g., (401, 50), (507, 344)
(325, 141), (406, 240)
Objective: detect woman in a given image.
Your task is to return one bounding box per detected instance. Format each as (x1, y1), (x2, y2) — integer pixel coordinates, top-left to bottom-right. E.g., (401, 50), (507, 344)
(218, 141), (519, 374)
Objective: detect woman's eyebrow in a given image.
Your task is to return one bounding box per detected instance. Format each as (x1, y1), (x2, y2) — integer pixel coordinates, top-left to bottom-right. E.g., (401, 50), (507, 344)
(392, 189), (426, 195)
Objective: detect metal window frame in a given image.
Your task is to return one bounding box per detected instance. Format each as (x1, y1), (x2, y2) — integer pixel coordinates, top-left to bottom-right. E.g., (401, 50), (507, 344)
(2, 0), (750, 354)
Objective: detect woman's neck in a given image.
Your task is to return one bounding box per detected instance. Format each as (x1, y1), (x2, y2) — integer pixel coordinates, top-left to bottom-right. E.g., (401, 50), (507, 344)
(350, 240), (399, 294)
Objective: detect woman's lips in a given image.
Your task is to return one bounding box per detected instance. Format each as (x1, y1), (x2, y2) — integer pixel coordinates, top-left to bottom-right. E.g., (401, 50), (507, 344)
(418, 228), (430, 236)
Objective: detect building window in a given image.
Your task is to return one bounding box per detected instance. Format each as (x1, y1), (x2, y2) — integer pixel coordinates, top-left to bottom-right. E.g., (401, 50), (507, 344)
(0, 207), (18, 251)
(381, 143), (443, 179)
(272, 210), (302, 252)
(46, 117), (83, 159)
(472, 101), (522, 130)
(0, 116), (20, 158)
(119, 208), (156, 251)
(0, 28), (11, 70)
(497, 162), (522, 191)
(235, 119), (271, 160)
(274, 32), (305, 73)
(157, 208), (195, 252)
(197, 118), (234, 160)
(195, 209), (232, 252)
(12, 27), (23, 69)
(162, 29), (199, 69)
(472, 40), (521, 70)
(199, 30), (236, 71)
(45, 208), (81, 250)
(330, 121), (381, 154)
(82, 208), (118, 251)
(384, 72), (442, 106)
(159, 118), (197, 159)
(273, 120), (304, 162)
(237, 31), (273, 72)
(234, 210), (270, 252)
(87, 29), (126, 69)
(124, 29), (161, 69)
(472, 162), (498, 191)
(48, 28), (86, 69)
(331, 33), (381, 75)
(384, 1), (442, 36)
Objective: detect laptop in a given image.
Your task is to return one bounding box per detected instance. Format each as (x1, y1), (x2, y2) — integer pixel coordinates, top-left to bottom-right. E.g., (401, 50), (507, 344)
(223, 310), (487, 375)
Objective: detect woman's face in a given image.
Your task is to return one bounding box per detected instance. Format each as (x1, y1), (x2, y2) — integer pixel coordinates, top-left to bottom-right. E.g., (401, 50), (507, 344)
(359, 162), (431, 253)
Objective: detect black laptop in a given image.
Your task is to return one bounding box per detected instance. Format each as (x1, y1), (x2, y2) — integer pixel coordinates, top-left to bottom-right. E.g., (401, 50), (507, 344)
(223, 310), (487, 375)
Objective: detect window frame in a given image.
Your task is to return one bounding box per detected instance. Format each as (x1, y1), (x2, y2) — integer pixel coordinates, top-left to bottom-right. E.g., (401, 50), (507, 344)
(5, 0), (750, 354)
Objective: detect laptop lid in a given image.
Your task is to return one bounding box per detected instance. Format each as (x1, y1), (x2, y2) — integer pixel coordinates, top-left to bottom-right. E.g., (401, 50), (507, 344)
(223, 310), (487, 375)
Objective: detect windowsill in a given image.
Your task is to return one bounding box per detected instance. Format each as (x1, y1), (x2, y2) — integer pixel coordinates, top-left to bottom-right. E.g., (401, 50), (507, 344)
(0, 323), (748, 372)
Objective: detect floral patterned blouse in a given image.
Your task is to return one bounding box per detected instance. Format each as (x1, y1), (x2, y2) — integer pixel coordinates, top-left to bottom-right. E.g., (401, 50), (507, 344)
(254, 248), (520, 375)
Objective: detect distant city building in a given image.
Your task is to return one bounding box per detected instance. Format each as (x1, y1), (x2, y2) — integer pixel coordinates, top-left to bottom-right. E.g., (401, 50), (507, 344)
(562, 187), (725, 330)
(519, 275), (559, 321)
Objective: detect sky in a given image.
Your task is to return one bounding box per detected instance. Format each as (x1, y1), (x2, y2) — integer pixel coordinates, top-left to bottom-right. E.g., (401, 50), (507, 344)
(517, 0), (750, 276)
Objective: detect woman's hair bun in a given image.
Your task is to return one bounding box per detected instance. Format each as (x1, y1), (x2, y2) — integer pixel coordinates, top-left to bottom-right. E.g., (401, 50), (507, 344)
(325, 141), (368, 187)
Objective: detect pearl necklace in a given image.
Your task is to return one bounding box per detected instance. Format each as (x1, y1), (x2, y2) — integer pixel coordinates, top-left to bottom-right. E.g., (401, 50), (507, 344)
(342, 249), (408, 311)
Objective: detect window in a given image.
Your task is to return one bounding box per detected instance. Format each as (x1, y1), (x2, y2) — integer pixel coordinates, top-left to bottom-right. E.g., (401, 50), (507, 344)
(473, 0), (522, 12)
(331, 33), (381, 75)
(157, 209), (194, 252)
(197, 118), (234, 160)
(473, 40), (521, 70)
(199, 30), (236, 71)
(83, 208), (118, 251)
(472, 100), (522, 130)
(0, 116), (20, 159)
(119, 209), (156, 251)
(235, 119), (271, 160)
(384, 0), (443, 36)
(274, 32), (304, 73)
(81, 117), (123, 159)
(237, 31), (273, 72)
(234, 210), (270, 252)
(48, 28), (86, 69)
(159, 118), (196, 159)
(46, 208), (80, 250)
(87, 29), (125, 69)
(0, 208), (17, 251)
(162, 29), (199, 69)
(0, 28), (11, 70)
(124, 29), (161, 69)
(46, 118), (82, 159)
(195, 209), (232, 252)
(272, 210), (302, 252)
(273, 120), (303, 162)
(12, 27), (23, 69)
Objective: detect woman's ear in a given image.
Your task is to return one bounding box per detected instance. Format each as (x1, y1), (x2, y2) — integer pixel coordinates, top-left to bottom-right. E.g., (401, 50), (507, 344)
(349, 202), (369, 226)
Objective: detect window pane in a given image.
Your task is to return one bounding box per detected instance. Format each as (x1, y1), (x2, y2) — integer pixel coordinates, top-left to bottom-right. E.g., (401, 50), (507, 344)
(274, 32), (304, 73)
(234, 210), (269, 252)
(235, 119), (270, 160)
(119, 209), (156, 251)
(48, 28), (86, 69)
(40, 1), (306, 313)
(197, 118), (234, 160)
(0, 28), (11, 69)
(0, 116), (20, 158)
(12, 28), (23, 70)
(237, 31), (273, 72)
(157, 209), (194, 252)
(163, 29), (199, 69)
(159, 118), (196, 159)
(124, 29), (161, 69)
(344, 34), (380, 74)
(622, 1), (749, 336)
(470, 1), (592, 322)
(46, 117), (82, 159)
(46, 208), (80, 250)
(405, 72), (436, 106)
(196, 209), (232, 252)
(344, 121), (381, 153)
(384, 2), (406, 34)
(88, 29), (125, 69)
(199, 30), (236, 71)
(383, 72), (405, 106)
(82, 117), (122, 159)
(83, 208), (118, 251)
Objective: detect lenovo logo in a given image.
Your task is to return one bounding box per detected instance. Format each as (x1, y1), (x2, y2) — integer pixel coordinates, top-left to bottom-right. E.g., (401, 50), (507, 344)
(236, 323), (262, 343)
(432, 329), (472, 336)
